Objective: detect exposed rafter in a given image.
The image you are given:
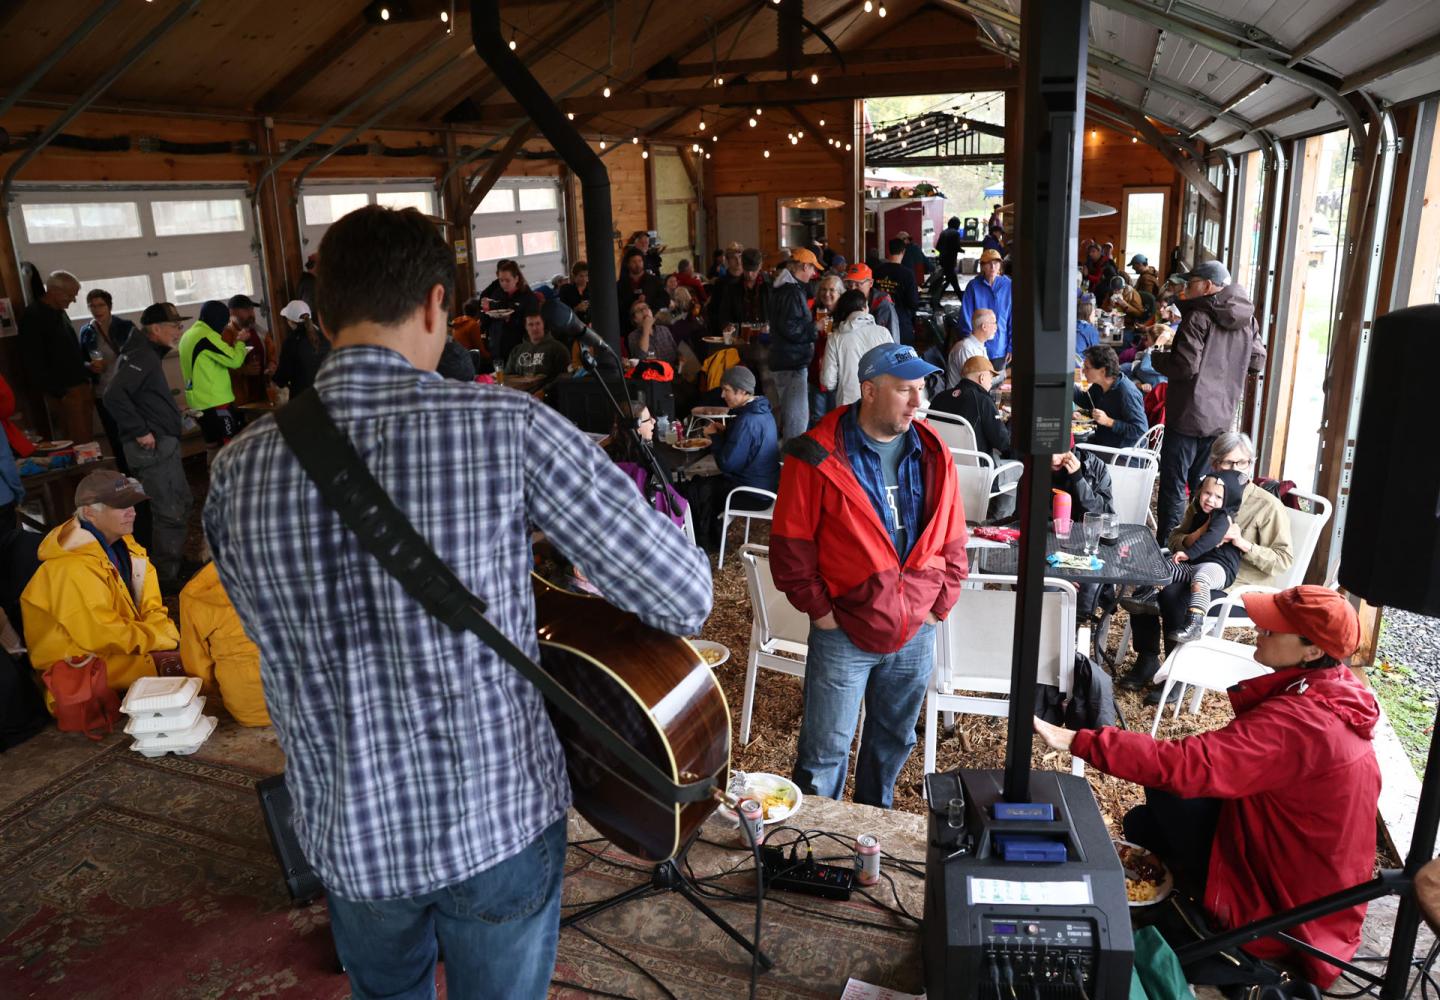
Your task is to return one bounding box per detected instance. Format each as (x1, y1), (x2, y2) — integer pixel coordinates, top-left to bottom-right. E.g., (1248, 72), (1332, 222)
(259, 17), (376, 113)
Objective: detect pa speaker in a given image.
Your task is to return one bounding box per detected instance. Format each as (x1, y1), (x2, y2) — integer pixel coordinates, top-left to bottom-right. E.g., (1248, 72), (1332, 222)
(1338, 304), (1440, 615)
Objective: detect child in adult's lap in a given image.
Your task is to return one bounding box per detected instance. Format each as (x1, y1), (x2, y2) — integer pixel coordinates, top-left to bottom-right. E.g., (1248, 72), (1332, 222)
(1164, 469), (1245, 645)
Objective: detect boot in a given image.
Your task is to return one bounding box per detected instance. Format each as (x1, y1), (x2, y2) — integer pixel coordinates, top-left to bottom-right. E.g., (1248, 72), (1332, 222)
(1116, 653), (1160, 691)
(1144, 683), (1182, 707)
(1119, 587), (1160, 615)
(1166, 610), (1206, 646)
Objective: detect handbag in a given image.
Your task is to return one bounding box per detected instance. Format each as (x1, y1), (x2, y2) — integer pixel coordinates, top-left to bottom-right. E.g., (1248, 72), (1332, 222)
(42, 655), (120, 740)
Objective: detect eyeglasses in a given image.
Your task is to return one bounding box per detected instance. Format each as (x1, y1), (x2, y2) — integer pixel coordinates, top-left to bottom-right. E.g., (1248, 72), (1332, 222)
(637, 416), (657, 426)
(1215, 457), (1252, 470)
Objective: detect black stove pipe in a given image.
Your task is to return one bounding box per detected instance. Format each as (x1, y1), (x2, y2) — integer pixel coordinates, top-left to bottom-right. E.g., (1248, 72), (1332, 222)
(470, 0), (621, 359)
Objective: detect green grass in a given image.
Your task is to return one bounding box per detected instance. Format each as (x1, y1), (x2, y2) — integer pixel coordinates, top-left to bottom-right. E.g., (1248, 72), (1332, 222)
(1365, 661), (1435, 777)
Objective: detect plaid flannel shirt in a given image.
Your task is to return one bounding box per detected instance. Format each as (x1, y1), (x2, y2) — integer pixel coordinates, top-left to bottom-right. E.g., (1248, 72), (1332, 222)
(204, 346), (713, 900)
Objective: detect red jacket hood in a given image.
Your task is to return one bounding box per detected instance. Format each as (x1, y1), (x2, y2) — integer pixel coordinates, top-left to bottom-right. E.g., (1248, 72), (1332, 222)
(1231, 665), (1378, 740)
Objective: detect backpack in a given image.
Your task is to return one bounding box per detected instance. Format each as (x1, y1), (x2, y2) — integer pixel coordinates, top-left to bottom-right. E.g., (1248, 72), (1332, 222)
(1034, 651), (1118, 730)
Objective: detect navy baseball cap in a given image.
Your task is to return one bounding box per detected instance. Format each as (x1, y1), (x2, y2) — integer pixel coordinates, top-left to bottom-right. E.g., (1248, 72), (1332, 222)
(857, 343), (942, 383)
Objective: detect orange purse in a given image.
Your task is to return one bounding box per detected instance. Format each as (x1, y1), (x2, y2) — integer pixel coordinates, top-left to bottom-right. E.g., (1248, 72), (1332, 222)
(43, 655), (120, 741)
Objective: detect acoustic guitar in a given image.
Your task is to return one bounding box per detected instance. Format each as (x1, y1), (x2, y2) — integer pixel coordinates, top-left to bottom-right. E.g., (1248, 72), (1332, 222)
(533, 575), (731, 863)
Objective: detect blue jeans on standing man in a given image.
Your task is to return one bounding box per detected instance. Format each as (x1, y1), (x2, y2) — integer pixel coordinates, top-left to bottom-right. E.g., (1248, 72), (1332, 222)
(794, 621), (936, 808)
(325, 816), (567, 1000)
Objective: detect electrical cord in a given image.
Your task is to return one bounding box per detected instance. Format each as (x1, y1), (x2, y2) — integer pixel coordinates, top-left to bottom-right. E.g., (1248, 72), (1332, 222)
(565, 923), (678, 1000)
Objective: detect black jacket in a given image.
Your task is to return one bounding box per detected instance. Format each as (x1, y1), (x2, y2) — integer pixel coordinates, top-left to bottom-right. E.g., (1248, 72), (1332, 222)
(103, 336), (183, 440)
(766, 270), (815, 372)
(871, 260), (920, 342)
(707, 273), (770, 337)
(929, 378), (1011, 457)
(936, 226), (963, 270)
(273, 329), (331, 395)
(18, 301), (88, 398)
(617, 273), (668, 331)
(1053, 450), (1114, 517)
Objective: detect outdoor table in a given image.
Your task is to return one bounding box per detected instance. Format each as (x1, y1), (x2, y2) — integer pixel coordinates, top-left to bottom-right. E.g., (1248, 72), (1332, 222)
(976, 522), (1170, 586)
(18, 457), (117, 530)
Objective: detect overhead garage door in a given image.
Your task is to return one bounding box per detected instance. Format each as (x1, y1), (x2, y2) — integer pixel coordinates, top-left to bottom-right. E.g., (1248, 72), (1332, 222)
(297, 180), (437, 256)
(10, 184), (258, 324)
(469, 177), (566, 291)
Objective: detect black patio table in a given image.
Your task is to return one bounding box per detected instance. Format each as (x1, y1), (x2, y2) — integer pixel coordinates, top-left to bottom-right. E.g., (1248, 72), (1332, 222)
(976, 522), (1171, 587)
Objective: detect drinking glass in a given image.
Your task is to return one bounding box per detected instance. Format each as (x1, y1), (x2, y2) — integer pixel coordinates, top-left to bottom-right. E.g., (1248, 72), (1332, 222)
(1082, 513), (1104, 555)
(1100, 511), (1121, 545)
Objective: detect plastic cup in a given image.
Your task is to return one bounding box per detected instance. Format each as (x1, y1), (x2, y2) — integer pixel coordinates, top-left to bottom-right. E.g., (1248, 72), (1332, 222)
(1053, 517), (1073, 539)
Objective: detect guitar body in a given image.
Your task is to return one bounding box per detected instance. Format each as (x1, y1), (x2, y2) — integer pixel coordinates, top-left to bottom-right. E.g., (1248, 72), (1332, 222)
(533, 575), (731, 862)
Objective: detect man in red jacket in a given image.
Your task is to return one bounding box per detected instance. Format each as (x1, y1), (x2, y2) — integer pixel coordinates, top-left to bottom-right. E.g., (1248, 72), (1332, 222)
(1034, 586), (1379, 988)
(772, 343), (968, 807)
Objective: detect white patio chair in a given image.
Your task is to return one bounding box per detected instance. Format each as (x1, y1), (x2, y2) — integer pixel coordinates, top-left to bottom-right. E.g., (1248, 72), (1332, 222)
(950, 447), (1023, 525)
(919, 410), (979, 462)
(1075, 443), (1159, 528)
(1139, 423), (1165, 458)
(738, 544), (812, 746)
(1148, 594), (1275, 736)
(925, 574), (1083, 775)
(717, 486), (778, 570)
(681, 503), (696, 545)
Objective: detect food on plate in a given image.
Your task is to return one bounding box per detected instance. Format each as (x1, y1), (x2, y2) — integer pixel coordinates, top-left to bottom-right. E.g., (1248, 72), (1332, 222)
(699, 646), (725, 665)
(755, 785), (796, 821)
(680, 438), (710, 449)
(1116, 842), (1166, 903)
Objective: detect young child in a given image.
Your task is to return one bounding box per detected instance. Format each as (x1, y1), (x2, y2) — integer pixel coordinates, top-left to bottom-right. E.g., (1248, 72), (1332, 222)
(1165, 469), (1246, 645)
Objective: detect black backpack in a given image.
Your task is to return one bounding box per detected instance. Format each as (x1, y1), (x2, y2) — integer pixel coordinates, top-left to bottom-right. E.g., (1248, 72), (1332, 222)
(1034, 651), (1118, 730)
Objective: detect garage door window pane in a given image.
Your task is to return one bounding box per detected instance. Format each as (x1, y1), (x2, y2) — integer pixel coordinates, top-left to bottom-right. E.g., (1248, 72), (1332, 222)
(521, 231), (559, 255)
(22, 202), (142, 243)
(66, 275), (153, 321)
(517, 187), (556, 211)
(152, 198), (245, 236)
(302, 193), (370, 226)
(164, 264), (254, 307)
(474, 234), (518, 261)
(477, 189), (514, 214)
(376, 190), (434, 213)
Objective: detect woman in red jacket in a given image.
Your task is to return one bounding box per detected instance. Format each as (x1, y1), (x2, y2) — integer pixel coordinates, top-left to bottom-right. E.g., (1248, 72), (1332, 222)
(1035, 586), (1379, 988)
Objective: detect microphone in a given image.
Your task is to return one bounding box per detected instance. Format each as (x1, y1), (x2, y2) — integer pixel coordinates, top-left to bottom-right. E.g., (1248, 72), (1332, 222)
(541, 298), (613, 355)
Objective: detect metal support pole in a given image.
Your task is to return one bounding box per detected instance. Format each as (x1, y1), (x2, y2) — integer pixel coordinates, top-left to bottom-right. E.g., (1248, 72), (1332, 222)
(0, 0), (126, 120)
(1003, 0), (1089, 804)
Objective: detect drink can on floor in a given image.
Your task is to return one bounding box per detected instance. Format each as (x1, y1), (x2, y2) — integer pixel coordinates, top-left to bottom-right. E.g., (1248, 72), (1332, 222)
(856, 833), (881, 885)
(738, 798), (764, 848)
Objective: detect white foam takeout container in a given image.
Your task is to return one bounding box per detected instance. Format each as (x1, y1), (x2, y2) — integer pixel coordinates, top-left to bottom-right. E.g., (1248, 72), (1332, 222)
(121, 675), (201, 715)
(124, 696), (206, 736)
(130, 713), (217, 758)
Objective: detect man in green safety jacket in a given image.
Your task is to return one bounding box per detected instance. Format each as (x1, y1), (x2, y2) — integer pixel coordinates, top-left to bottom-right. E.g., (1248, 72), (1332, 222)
(179, 300), (250, 446)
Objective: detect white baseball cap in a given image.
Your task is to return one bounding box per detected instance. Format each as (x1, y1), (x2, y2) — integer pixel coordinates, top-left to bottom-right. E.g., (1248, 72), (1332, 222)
(280, 299), (311, 324)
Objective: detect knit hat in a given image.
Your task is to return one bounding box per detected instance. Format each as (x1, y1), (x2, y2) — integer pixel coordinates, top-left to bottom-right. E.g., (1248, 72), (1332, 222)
(720, 365), (756, 394)
(198, 300), (230, 331)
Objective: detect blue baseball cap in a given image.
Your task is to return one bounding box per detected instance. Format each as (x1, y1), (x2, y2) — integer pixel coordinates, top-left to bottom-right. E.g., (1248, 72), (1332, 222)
(857, 343), (942, 383)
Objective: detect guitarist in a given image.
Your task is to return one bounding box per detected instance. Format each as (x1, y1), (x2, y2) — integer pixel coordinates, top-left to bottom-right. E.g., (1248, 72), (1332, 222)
(203, 205), (713, 999)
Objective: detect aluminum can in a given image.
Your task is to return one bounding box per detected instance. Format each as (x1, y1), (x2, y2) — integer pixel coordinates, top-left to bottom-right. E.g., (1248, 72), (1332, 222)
(856, 833), (881, 885)
(738, 798), (765, 848)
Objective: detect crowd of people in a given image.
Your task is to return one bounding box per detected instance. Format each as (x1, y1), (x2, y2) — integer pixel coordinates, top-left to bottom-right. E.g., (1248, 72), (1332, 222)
(0, 204), (1378, 1000)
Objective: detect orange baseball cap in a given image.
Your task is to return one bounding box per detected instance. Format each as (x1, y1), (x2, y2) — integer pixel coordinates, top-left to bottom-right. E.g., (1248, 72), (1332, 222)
(1242, 586), (1360, 661)
(788, 247), (820, 267)
(844, 262), (873, 282)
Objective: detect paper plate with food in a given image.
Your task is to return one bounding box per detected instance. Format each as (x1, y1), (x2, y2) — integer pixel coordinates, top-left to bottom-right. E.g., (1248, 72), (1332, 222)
(691, 405), (731, 417)
(1114, 840), (1173, 907)
(689, 639), (730, 668)
(33, 439), (74, 452)
(485, 308), (514, 319)
(717, 771), (803, 826)
(674, 437), (711, 452)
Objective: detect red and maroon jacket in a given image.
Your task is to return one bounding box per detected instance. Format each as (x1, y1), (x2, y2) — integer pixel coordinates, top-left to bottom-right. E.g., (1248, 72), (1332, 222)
(770, 407), (969, 653)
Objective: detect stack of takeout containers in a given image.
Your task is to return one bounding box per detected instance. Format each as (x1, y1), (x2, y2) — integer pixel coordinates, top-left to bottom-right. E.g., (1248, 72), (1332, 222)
(120, 676), (217, 757)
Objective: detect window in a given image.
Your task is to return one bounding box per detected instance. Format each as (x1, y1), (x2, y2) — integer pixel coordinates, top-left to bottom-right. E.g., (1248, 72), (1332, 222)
(66, 275), (154, 321)
(164, 264), (254, 306)
(1121, 189), (1167, 270)
(521, 230), (559, 255)
(375, 190), (434, 214)
(517, 187), (557, 211)
(301, 192), (369, 226)
(474, 234), (518, 261)
(21, 201), (142, 243)
(152, 198), (245, 236)
(1235, 152), (1265, 294)
(477, 189), (514, 214)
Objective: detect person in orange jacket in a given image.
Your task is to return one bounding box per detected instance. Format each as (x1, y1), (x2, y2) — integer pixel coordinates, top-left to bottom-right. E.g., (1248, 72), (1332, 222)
(180, 562), (269, 726)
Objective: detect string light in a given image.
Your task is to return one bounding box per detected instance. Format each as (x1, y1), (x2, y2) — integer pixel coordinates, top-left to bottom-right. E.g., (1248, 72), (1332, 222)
(878, 3), (887, 15)
(755, 108), (762, 116)
(1090, 129), (1097, 139)
(632, 135), (639, 143)
(440, 10), (448, 22)
(599, 139), (607, 149)
(845, 142), (852, 150)
(705, 152), (711, 159)
(748, 117), (757, 127)
(818, 118), (826, 126)
(715, 76), (724, 86)
(710, 134), (717, 142)
(763, 149), (770, 158)
(796, 130), (804, 139)
(603, 85), (612, 98)
(379, 6), (390, 20)
(641, 149), (649, 159)
(863, 0), (872, 10)
(1131, 135), (1138, 143)
(508, 27), (517, 50)
(810, 72), (819, 85)
(567, 112), (575, 120)
(698, 118), (707, 131)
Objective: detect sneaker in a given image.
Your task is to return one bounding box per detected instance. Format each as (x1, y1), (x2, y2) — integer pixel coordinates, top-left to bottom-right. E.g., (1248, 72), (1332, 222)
(1119, 587), (1160, 615)
(1165, 611), (1206, 646)
(1144, 684), (1182, 707)
(1116, 653), (1161, 691)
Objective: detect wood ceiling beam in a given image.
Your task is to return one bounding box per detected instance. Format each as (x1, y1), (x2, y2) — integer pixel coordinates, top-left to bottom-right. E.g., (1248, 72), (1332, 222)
(1122, 108), (1223, 210)
(461, 124), (537, 217)
(658, 45), (1001, 79)
(465, 69), (1018, 121)
(258, 17), (375, 113)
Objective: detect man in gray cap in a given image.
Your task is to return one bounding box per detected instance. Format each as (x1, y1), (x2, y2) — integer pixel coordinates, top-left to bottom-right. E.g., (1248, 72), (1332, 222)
(104, 302), (197, 591)
(700, 366), (779, 509)
(1152, 260), (1267, 544)
(770, 343), (969, 808)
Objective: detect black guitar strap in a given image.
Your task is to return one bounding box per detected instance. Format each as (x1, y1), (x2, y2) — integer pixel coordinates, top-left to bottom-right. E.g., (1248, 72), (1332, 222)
(273, 388), (716, 806)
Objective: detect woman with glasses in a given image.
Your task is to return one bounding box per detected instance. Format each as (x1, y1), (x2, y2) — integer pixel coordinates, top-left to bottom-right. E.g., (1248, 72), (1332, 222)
(1119, 431), (1295, 704)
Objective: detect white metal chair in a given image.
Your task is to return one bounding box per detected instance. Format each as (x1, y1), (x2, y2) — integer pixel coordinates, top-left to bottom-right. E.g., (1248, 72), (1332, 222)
(1075, 443), (1159, 528)
(1148, 591), (1275, 736)
(925, 574), (1083, 774)
(681, 503), (696, 545)
(738, 544), (811, 745)
(717, 486), (778, 570)
(949, 447), (1023, 524)
(919, 410), (979, 462)
(1139, 422), (1165, 458)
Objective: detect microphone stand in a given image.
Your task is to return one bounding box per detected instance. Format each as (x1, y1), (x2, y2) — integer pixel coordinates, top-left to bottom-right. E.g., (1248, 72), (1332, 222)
(578, 345), (681, 519)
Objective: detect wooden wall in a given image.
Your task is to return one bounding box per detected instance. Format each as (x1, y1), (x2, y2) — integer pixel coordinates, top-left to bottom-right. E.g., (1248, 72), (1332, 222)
(1078, 121), (1184, 261)
(572, 142), (652, 272)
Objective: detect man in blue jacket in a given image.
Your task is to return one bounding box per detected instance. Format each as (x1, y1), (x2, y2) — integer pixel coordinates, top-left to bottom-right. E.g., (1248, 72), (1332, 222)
(700, 366), (779, 510)
(1076, 345), (1147, 449)
(957, 249), (1013, 364)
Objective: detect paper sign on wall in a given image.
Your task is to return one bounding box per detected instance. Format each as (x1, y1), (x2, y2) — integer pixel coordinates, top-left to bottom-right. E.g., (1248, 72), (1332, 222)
(454, 240), (469, 265)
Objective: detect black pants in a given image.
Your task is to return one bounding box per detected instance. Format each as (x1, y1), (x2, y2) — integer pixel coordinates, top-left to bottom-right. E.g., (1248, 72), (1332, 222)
(1123, 789), (1220, 898)
(933, 264), (963, 304)
(95, 397), (131, 475)
(197, 405), (242, 446)
(1156, 430), (1215, 544)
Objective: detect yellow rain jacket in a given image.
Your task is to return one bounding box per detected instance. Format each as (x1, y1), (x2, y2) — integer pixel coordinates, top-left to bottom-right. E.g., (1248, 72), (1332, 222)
(22, 518), (179, 712)
(179, 563), (269, 727)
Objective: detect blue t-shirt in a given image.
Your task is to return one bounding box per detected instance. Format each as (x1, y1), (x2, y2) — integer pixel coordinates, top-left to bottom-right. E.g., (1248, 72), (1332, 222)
(860, 428), (909, 557)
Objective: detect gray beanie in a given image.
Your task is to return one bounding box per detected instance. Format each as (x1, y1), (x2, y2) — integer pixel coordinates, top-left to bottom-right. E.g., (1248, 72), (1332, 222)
(720, 365), (756, 395)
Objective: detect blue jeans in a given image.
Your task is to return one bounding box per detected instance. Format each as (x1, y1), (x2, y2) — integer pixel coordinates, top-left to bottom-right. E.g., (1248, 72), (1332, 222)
(326, 817), (567, 1000)
(793, 621), (936, 808)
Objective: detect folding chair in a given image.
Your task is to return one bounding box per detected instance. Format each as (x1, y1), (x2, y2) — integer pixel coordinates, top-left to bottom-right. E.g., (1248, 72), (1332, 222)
(950, 447), (1023, 525)
(738, 544), (810, 745)
(919, 410), (979, 461)
(1075, 443), (1160, 528)
(717, 487), (777, 570)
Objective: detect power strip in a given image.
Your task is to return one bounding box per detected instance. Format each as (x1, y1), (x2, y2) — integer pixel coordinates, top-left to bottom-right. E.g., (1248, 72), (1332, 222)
(760, 845), (855, 900)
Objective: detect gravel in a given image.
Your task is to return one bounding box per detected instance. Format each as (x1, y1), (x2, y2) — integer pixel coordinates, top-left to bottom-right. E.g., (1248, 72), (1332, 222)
(1377, 607), (1440, 685)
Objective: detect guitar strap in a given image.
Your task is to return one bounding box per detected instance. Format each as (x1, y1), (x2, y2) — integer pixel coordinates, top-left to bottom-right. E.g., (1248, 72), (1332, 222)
(273, 388), (716, 807)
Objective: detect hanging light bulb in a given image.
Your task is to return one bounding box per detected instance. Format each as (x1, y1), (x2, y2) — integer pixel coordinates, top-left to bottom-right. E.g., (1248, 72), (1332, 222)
(603, 85), (612, 98)
(710, 134), (717, 142)
(748, 117), (757, 128)
(440, 10), (448, 22)
(715, 76), (724, 86)
(698, 118), (707, 131)
(845, 142), (852, 150)
(631, 135), (639, 144)
(642, 149), (649, 159)
(705, 152), (711, 159)
(810, 72), (819, 85)
(567, 112), (575, 120)
(763, 149), (770, 158)
(509, 37), (517, 50)
(864, 0), (872, 10)
(818, 118), (826, 126)
(796, 130), (804, 139)
(878, 2), (887, 15)
(599, 139), (607, 149)
(379, 6), (390, 20)
(755, 108), (762, 116)
(1090, 129), (1097, 139)
(1131, 135), (1138, 143)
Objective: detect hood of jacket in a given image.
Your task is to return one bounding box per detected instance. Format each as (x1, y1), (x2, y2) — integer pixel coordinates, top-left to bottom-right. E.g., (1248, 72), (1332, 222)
(181, 561), (231, 610)
(1180, 282), (1255, 331)
(39, 517), (122, 564)
(773, 266), (800, 289)
(1231, 664), (1379, 740)
(737, 395), (772, 418)
(836, 311), (882, 337)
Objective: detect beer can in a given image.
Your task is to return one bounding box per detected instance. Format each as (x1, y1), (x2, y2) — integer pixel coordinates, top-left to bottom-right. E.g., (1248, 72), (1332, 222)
(738, 798), (765, 848)
(855, 833), (881, 885)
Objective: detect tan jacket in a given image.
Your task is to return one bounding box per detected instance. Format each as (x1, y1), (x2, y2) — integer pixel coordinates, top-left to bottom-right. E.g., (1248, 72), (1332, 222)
(1167, 482), (1295, 586)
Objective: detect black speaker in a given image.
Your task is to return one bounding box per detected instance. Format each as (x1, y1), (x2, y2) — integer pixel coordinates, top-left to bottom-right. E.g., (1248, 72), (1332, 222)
(255, 773), (324, 904)
(1338, 303), (1440, 616)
